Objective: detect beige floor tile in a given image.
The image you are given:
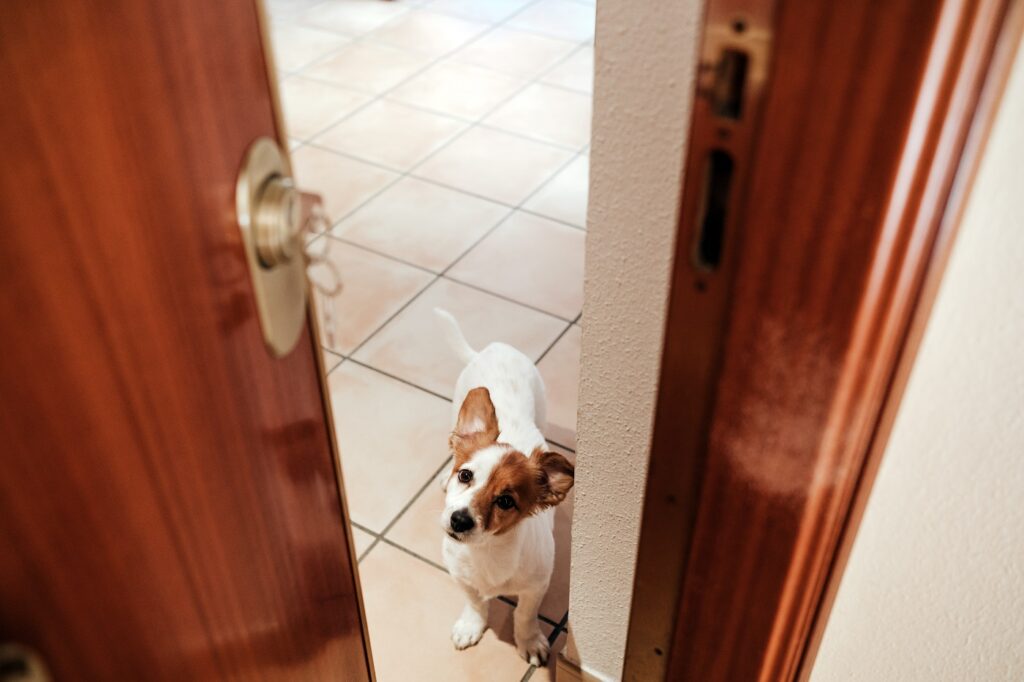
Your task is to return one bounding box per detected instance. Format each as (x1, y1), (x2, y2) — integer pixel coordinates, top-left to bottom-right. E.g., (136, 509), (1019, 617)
(270, 23), (350, 72)
(266, 0), (323, 23)
(332, 177), (510, 272)
(315, 100), (468, 171)
(321, 347), (343, 372)
(279, 77), (370, 140)
(452, 26), (577, 79)
(302, 41), (434, 95)
(353, 278), (566, 397)
(483, 82), (591, 148)
(359, 542), (538, 680)
(330, 362), (452, 532)
(447, 212), (584, 319)
(388, 461), (573, 625)
(426, 0), (533, 23)
(507, 0), (595, 42)
(350, 525), (376, 556)
(540, 46), (593, 93)
(413, 127), (574, 206)
(384, 477), (447, 567)
(369, 10), (488, 57)
(537, 326), (580, 449)
(313, 239), (433, 354)
(291, 146), (399, 224)
(300, 0), (412, 36)
(387, 61), (528, 120)
(522, 155), (589, 227)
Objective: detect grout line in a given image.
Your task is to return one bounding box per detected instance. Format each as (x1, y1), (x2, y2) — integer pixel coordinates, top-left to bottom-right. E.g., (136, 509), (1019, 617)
(546, 438), (576, 454)
(292, 0), (551, 143)
(355, 453), (453, 563)
(335, 354), (577, 454)
(340, 356), (576, 454)
(474, 122), (587, 153)
(351, 521), (381, 563)
(288, 27), (596, 361)
(392, 38), (593, 182)
(358, 537), (379, 563)
(351, 519), (377, 536)
(339, 199), (519, 361)
(342, 274), (440, 357)
(517, 206), (586, 232)
(344, 357), (454, 403)
(555, 612), (569, 634)
(321, 228), (578, 322)
(282, 15), (591, 288)
(380, 456), (454, 537)
(378, 536), (449, 572)
(283, 2), (591, 70)
(439, 275), (574, 324)
(429, 151), (584, 281)
(320, 233), (438, 275)
(535, 321), (574, 365)
(370, 535), (563, 637)
(287, 7), (593, 237)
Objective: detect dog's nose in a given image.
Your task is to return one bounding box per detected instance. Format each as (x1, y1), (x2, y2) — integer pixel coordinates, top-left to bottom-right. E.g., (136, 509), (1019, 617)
(450, 509), (475, 533)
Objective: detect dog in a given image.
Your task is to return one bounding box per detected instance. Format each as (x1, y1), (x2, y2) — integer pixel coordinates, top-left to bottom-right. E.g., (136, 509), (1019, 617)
(434, 308), (575, 666)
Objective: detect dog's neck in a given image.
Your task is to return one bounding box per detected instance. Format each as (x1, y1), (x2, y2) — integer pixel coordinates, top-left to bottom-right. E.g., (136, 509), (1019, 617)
(462, 520), (530, 588)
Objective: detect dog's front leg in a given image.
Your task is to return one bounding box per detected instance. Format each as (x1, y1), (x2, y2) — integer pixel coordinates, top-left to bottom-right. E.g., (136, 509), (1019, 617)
(513, 588), (549, 665)
(452, 582), (488, 650)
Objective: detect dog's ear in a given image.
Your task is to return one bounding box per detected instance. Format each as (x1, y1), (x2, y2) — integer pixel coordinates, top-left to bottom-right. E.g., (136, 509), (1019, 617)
(530, 448), (575, 508)
(450, 387), (499, 459)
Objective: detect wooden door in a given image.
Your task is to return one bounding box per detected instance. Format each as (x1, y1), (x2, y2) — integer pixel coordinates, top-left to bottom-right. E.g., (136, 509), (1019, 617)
(0, 1), (372, 680)
(623, 0), (1023, 679)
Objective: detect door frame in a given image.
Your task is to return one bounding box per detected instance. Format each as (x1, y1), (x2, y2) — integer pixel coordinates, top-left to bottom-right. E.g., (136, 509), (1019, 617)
(622, 0), (1024, 679)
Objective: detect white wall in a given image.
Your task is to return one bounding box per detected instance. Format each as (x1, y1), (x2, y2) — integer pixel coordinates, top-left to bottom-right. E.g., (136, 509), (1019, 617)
(569, 0), (704, 678)
(811, 42), (1024, 681)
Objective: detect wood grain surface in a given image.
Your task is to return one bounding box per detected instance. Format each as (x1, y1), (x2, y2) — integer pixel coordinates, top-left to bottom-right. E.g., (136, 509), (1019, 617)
(0, 1), (370, 679)
(624, 0), (1022, 679)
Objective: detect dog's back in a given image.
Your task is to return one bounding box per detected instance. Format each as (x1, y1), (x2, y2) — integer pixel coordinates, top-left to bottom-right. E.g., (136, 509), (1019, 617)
(434, 309), (547, 453)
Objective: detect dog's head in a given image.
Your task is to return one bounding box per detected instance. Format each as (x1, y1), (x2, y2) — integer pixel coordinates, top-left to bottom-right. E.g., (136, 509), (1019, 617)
(440, 387), (574, 544)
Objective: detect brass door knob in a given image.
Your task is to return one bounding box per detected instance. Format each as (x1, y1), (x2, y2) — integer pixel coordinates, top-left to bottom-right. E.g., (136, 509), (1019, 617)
(253, 176), (302, 268)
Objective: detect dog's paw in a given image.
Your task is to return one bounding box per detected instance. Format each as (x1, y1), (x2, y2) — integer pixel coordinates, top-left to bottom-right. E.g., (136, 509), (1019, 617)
(451, 617), (486, 650)
(516, 631), (550, 666)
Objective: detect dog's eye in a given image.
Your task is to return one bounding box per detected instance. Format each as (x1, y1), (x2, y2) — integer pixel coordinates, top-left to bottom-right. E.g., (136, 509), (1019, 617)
(495, 495), (515, 510)
(457, 469), (473, 484)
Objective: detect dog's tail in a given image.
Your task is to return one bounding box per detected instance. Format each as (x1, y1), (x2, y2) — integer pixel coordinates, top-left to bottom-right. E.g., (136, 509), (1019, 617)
(434, 308), (477, 365)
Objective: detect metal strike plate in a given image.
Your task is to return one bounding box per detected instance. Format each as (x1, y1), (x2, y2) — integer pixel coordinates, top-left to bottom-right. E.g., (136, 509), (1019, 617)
(235, 137), (308, 357)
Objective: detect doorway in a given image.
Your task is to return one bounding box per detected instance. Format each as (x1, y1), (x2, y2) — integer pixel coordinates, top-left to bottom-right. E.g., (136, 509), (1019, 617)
(267, 0), (593, 678)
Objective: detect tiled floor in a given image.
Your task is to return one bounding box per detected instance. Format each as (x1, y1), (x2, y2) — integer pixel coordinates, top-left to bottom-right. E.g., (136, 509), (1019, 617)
(267, 0), (591, 679)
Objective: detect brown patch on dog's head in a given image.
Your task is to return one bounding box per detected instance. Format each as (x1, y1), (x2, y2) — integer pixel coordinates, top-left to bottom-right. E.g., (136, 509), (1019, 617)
(471, 448), (575, 535)
(449, 387), (500, 470)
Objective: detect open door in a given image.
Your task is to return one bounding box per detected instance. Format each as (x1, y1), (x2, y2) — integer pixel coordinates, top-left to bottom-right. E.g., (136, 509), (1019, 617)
(621, 0), (1024, 679)
(0, 1), (372, 679)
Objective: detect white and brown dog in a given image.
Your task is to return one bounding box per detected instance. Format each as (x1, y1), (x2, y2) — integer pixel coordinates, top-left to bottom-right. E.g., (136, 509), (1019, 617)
(434, 309), (575, 666)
